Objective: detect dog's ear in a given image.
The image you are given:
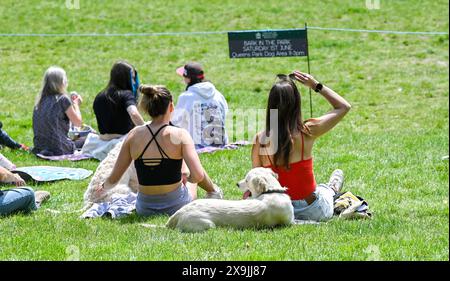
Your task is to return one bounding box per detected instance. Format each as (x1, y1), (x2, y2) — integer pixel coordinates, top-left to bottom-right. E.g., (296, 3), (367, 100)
(265, 178), (287, 193)
(250, 176), (270, 195)
(263, 170), (287, 193)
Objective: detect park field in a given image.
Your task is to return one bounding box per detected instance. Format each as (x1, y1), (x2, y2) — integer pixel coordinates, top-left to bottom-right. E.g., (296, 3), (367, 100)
(0, 0), (448, 260)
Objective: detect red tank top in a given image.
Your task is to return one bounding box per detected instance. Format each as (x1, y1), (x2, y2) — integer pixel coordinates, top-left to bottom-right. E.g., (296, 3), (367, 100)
(263, 133), (316, 200)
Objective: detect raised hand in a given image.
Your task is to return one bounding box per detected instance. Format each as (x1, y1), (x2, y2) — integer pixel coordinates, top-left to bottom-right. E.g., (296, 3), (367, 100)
(292, 71), (319, 90)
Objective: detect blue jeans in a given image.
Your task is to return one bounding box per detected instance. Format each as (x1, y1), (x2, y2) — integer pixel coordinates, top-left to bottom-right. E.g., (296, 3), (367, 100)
(0, 187), (37, 216)
(292, 184), (335, 221)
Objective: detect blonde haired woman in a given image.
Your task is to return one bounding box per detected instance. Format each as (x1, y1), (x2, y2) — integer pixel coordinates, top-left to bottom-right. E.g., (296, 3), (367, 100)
(32, 66), (85, 156)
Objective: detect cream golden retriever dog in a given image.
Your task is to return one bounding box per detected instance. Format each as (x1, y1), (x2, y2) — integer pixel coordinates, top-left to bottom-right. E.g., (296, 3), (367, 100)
(83, 140), (138, 208)
(166, 167), (294, 232)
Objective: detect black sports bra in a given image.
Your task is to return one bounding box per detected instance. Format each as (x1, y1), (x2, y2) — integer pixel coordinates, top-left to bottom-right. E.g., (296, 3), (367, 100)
(134, 124), (183, 186)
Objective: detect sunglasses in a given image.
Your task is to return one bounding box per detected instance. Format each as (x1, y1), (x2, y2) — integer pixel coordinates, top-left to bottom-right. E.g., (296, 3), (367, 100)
(276, 73), (297, 82)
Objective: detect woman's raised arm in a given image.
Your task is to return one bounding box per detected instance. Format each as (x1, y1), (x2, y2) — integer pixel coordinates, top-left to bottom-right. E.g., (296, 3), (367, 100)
(293, 71), (351, 138)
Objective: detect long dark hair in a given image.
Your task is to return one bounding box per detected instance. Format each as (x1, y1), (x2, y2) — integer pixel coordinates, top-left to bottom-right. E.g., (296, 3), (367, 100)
(186, 77), (204, 90)
(265, 78), (304, 169)
(101, 61), (135, 107)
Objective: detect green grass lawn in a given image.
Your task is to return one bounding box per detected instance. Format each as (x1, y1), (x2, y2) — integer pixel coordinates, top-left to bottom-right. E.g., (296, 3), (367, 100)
(0, 0), (448, 260)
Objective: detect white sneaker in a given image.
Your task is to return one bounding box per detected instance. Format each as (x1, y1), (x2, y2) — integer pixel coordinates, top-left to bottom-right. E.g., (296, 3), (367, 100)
(205, 185), (224, 199)
(328, 169), (344, 194)
(35, 190), (51, 207)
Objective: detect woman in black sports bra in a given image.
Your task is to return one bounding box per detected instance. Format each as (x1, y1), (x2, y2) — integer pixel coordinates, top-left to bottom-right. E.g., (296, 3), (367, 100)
(96, 85), (223, 216)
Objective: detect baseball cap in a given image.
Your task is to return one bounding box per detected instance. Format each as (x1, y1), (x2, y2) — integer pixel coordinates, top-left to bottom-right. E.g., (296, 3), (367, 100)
(176, 62), (204, 79)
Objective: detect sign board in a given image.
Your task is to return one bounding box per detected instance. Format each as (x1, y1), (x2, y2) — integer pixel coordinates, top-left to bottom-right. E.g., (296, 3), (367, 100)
(228, 29), (308, 59)
(227, 26), (313, 118)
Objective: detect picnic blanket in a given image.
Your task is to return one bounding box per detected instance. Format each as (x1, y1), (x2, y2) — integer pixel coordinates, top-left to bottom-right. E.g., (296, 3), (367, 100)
(35, 139), (251, 161)
(36, 151), (94, 161)
(81, 193), (137, 219)
(196, 141), (251, 154)
(80, 133), (125, 161)
(11, 166), (93, 183)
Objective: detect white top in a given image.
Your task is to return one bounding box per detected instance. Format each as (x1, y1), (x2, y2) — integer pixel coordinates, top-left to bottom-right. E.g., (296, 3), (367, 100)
(172, 82), (229, 148)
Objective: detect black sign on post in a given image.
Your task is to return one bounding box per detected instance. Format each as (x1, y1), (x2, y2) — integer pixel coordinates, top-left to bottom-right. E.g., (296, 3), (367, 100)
(228, 25), (313, 117)
(228, 28), (308, 58)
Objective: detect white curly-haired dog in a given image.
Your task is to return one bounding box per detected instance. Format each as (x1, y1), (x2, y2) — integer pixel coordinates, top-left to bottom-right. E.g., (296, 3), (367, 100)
(166, 167), (294, 232)
(83, 140), (138, 208)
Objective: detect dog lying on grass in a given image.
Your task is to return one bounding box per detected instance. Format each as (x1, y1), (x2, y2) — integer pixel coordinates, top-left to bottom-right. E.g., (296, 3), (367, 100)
(166, 167), (294, 232)
(83, 140), (138, 208)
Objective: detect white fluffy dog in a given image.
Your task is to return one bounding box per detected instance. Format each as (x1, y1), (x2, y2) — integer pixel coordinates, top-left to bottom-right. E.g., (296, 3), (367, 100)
(166, 167), (294, 232)
(83, 140), (138, 208)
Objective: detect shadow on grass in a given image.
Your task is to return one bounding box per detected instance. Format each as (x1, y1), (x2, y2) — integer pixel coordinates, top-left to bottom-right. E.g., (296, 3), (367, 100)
(96, 211), (299, 234)
(100, 211), (170, 225)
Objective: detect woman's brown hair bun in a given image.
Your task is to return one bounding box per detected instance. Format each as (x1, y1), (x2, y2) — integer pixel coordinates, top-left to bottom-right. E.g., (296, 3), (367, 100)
(138, 84), (173, 118)
(139, 85), (158, 97)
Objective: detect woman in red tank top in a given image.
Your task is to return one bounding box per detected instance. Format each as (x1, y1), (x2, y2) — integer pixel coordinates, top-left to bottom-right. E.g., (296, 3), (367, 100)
(251, 71), (352, 221)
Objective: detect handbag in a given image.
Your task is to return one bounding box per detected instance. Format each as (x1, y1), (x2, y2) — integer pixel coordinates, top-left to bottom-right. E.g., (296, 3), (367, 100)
(333, 191), (372, 219)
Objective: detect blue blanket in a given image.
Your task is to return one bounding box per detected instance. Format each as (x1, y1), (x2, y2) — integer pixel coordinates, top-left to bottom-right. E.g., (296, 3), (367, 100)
(12, 166), (93, 182)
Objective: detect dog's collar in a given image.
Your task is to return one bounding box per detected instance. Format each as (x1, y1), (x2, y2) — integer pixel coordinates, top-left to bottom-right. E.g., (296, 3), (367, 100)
(260, 190), (286, 195)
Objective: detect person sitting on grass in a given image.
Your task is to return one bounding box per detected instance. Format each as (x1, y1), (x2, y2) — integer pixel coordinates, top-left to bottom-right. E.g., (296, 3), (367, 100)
(0, 121), (29, 151)
(172, 62), (229, 149)
(93, 60), (145, 140)
(251, 70), (351, 221)
(0, 166), (50, 216)
(96, 84), (223, 216)
(32, 66), (86, 156)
